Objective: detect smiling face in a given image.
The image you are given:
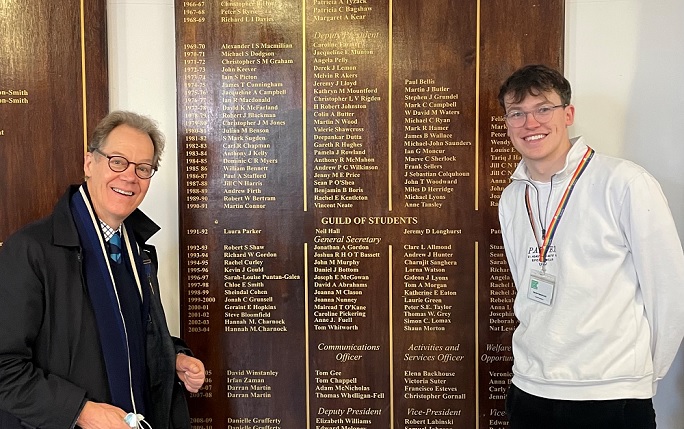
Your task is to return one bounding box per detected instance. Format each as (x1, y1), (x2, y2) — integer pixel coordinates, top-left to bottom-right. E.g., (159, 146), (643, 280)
(504, 90), (575, 181)
(84, 124), (155, 228)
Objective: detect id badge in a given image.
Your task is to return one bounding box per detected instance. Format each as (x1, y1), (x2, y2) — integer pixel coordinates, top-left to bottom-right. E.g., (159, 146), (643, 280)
(528, 269), (556, 306)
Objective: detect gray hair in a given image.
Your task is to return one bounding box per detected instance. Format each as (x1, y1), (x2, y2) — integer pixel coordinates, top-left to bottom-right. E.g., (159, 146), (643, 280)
(88, 110), (166, 166)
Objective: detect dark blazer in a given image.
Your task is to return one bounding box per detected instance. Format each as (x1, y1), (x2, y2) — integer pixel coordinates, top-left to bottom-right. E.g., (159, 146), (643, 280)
(0, 185), (191, 429)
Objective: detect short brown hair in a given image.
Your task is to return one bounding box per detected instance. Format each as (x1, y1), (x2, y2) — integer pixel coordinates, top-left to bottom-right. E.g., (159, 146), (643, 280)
(498, 64), (571, 110)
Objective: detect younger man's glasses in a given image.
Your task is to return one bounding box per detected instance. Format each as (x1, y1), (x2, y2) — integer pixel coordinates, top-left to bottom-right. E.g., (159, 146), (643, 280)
(504, 104), (568, 128)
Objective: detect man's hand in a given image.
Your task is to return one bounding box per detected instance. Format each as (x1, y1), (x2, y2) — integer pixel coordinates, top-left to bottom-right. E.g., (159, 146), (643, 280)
(175, 353), (206, 393)
(76, 401), (130, 429)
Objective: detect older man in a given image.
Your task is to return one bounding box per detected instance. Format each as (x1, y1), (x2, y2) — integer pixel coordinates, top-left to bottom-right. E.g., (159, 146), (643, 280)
(0, 111), (205, 429)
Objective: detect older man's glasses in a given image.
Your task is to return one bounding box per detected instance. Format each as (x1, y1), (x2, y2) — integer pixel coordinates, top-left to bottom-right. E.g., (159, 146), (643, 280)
(504, 104), (567, 128)
(94, 148), (157, 179)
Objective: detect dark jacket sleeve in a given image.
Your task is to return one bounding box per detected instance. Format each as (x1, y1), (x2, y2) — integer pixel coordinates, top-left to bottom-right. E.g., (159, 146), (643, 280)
(0, 231), (87, 429)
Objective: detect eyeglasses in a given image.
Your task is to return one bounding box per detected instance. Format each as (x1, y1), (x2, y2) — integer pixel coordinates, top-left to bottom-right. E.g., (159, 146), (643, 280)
(504, 104), (568, 128)
(94, 148), (157, 179)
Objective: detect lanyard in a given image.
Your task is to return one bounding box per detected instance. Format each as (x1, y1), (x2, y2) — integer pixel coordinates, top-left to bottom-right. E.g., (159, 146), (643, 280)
(524, 146), (595, 264)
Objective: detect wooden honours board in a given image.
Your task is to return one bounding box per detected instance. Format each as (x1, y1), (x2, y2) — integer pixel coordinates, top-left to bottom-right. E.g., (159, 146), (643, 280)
(176, 1), (563, 428)
(0, 0), (108, 245)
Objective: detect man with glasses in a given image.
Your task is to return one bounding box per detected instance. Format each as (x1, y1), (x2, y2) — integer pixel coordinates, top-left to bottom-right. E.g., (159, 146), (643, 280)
(497, 64), (684, 428)
(0, 111), (205, 429)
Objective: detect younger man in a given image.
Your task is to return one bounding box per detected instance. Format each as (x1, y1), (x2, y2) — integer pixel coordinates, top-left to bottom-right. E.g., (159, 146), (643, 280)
(498, 64), (684, 428)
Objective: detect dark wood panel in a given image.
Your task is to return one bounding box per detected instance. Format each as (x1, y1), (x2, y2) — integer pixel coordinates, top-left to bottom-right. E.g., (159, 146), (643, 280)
(0, 0), (108, 244)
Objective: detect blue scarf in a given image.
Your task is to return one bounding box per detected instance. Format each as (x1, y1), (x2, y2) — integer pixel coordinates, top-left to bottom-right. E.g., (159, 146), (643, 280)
(70, 185), (149, 414)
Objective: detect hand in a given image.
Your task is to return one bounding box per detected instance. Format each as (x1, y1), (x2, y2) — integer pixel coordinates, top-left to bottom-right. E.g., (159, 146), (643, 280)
(76, 401), (130, 429)
(175, 353), (206, 393)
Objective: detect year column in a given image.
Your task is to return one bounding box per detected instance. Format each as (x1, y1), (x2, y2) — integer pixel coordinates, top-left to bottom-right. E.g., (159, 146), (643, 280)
(182, 40), (209, 210)
(179, 2), (213, 408)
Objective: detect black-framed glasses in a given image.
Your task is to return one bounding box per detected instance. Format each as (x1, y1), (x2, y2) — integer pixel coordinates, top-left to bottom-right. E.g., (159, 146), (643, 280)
(94, 148), (157, 179)
(504, 104), (568, 128)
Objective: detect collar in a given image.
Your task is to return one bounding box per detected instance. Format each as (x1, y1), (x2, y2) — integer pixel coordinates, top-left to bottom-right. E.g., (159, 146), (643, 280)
(511, 136), (588, 183)
(100, 220), (121, 242)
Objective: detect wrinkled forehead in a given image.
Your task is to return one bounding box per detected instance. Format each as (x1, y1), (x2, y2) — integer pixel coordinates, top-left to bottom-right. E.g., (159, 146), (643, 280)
(101, 125), (155, 159)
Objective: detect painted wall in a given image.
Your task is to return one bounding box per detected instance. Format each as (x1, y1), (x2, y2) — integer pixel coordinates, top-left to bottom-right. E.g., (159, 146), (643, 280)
(107, 0), (684, 425)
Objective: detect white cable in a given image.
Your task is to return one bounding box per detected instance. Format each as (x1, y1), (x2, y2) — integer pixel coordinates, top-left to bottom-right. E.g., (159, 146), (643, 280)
(79, 188), (150, 429)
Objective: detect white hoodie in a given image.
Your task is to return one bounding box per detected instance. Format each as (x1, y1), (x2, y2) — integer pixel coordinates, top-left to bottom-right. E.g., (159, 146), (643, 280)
(499, 136), (684, 400)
